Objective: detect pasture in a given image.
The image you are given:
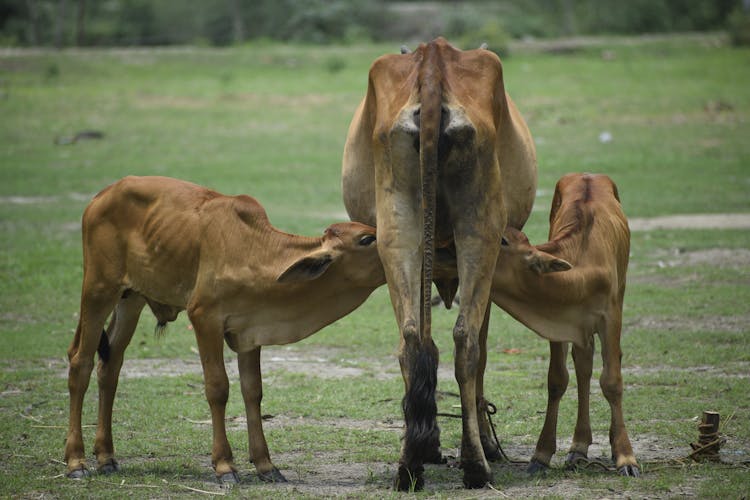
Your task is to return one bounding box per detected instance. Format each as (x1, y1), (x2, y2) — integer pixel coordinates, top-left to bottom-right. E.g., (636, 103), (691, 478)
(1, 34), (749, 498)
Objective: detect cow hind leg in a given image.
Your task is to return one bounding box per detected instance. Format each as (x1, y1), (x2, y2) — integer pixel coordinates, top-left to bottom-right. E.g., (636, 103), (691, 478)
(94, 292), (146, 474)
(454, 313), (493, 489)
(598, 316), (639, 476)
(238, 348), (286, 483)
(65, 284), (121, 478)
(474, 306), (502, 461)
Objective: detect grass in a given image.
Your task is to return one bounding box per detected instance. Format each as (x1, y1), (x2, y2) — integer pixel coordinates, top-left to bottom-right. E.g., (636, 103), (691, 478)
(1, 34), (749, 497)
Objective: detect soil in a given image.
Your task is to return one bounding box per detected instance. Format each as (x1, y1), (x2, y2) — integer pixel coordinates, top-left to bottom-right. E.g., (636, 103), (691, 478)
(628, 213), (750, 232)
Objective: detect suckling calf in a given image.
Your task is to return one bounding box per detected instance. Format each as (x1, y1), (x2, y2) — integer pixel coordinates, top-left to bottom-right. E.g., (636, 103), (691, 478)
(65, 176), (385, 483)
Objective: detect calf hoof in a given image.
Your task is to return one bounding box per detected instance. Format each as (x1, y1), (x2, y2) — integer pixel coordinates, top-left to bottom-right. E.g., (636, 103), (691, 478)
(526, 459), (549, 475)
(98, 459), (120, 475)
(393, 464), (424, 492)
(66, 467), (90, 480)
(259, 467), (287, 483)
(217, 471), (241, 484)
(565, 451), (588, 470)
(461, 461), (492, 489)
(618, 464), (641, 477)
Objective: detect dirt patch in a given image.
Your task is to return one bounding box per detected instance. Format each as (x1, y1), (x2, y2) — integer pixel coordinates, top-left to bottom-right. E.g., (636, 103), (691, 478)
(639, 247), (750, 270)
(663, 248), (750, 268)
(623, 362), (750, 379)
(46, 346), (402, 381)
(629, 213), (750, 232)
(0, 192), (95, 205)
(146, 431), (743, 498)
(625, 314), (750, 334)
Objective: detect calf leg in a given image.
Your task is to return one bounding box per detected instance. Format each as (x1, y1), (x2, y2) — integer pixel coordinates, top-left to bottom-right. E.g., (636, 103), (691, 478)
(529, 342), (569, 473)
(237, 348), (286, 483)
(189, 306), (238, 483)
(93, 292), (146, 473)
(599, 314), (639, 476)
(566, 341), (594, 468)
(65, 283), (121, 478)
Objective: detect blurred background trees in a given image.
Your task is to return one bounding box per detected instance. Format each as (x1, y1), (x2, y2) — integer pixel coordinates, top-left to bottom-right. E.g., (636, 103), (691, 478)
(1, 0), (748, 48)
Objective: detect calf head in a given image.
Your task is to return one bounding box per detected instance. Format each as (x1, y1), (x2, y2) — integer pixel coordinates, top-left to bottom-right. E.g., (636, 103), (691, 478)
(434, 227), (572, 285)
(277, 222), (385, 287)
(497, 227), (572, 278)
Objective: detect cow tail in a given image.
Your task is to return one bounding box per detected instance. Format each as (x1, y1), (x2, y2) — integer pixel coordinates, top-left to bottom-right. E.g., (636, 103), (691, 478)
(419, 37), (441, 354)
(404, 41), (443, 463)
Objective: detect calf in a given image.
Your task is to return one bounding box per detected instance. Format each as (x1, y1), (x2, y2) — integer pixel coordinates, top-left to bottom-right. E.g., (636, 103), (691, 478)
(488, 173), (639, 476)
(65, 176), (385, 483)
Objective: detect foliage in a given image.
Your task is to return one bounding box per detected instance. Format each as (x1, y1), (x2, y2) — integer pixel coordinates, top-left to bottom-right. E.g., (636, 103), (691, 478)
(457, 19), (510, 57)
(728, 6), (750, 45)
(0, 0), (747, 47)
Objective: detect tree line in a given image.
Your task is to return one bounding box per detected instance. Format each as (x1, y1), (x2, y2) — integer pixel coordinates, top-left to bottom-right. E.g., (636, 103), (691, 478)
(0, 0), (746, 47)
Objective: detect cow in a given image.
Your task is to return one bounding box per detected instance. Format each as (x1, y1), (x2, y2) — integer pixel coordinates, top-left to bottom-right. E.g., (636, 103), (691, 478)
(64, 176), (385, 483)
(342, 37), (537, 489)
(437, 173), (639, 477)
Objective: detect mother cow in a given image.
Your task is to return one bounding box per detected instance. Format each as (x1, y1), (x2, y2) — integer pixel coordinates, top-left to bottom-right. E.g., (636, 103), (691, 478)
(342, 38), (537, 489)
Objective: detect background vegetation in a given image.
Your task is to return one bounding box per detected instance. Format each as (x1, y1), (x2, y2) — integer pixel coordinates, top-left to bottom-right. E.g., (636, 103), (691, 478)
(0, 27), (748, 500)
(1, 0), (749, 48)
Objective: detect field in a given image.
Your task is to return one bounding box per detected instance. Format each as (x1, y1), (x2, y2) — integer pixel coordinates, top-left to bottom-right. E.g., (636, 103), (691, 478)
(1, 33), (749, 498)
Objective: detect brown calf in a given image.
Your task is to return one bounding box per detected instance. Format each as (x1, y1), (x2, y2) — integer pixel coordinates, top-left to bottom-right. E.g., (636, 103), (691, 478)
(436, 173), (638, 476)
(65, 176), (384, 483)
(488, 173), (639, 476)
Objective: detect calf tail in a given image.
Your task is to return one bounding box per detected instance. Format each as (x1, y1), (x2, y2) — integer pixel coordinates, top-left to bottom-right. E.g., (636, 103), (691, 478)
(154, 321), (168, 338)
(97, 329), (110, 363)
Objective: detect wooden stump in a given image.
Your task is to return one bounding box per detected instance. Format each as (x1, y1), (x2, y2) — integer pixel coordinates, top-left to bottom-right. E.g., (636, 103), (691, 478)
(689, 410), (724, 462)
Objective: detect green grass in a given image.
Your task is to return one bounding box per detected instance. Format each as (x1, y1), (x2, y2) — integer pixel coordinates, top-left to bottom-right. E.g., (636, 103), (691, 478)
(1, 35), (749, 498)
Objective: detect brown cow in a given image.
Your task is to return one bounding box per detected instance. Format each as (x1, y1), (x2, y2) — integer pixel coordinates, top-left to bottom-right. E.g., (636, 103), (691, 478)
(65, 176), (385, 483)
(342, 37), (537, 489)
(437, 173), (638, 477)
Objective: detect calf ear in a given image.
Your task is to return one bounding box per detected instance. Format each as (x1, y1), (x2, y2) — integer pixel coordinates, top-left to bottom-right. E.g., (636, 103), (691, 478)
(548, 258), (573, 272)
(526, 252), (572, 275)
(277, 252), (334, 283)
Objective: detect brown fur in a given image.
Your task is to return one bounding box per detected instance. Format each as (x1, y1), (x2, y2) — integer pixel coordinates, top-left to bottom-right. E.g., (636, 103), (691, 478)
(341, 38), (537, 489)
(64, 176), (385, 482)
(491, 173), (638, 475)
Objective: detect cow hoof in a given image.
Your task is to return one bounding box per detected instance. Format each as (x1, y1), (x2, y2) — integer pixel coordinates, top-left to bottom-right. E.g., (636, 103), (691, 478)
(217, 471), (241, 484)
(526, 459), (549, 475)
(461, 461), (491, 489)
(259, 467), (287, 483)
(482, 443), (503, 462)
(618, 464), (641, 477)
(98, 459), (120, 475)
(66, 467), (90, 480)
(393, 464), (424, 492)
(565, 451), (588, 470)
(424, 448), (446, 464)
